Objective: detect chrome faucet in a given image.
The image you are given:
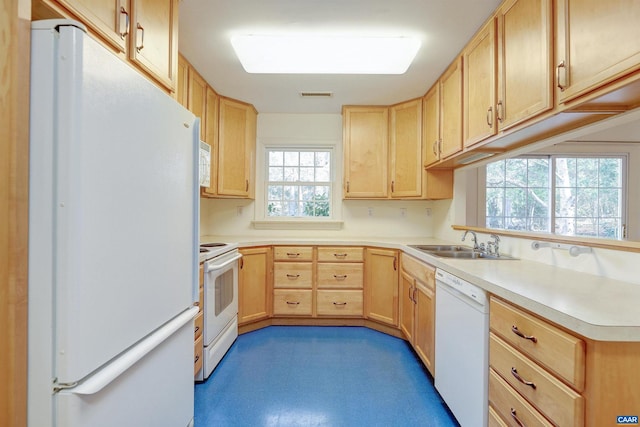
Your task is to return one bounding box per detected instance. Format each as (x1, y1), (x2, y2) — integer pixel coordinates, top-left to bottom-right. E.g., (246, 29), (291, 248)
(461, 230), (480, 251)
(487, 234), (501, 256)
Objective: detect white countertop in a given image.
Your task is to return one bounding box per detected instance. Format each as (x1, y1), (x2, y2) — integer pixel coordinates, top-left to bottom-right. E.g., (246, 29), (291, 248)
(201, 235), (640, 342)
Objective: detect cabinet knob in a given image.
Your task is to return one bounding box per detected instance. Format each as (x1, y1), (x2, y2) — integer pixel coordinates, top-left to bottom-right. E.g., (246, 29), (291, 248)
(486, 106), (493, 127)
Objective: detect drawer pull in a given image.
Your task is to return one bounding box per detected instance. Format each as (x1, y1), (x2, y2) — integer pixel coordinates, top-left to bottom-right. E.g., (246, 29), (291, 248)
(510, 408), (525, 427)
(333, 274), (348, 280)
(511, 367), (537, 389)
(286, 301), (300, 305)
(286, 252), (300, 258)
(194, 326), (200, 334)
(333, 302), (347, 306)
(334, 253), (348, 259)
(286, 274), (300, 279)
(194, 355), (200, 364)
(511, 325), (538, 343)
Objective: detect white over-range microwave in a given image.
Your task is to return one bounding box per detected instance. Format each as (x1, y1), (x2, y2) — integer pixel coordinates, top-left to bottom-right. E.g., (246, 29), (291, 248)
(199, 140), (211, 187)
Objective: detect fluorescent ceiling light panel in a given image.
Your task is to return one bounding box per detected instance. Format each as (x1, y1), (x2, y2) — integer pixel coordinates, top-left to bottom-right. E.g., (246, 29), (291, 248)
(231, 34), (421, 74)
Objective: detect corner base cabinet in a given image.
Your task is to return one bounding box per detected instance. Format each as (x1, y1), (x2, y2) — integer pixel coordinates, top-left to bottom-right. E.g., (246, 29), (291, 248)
(238, 247), (272, 325)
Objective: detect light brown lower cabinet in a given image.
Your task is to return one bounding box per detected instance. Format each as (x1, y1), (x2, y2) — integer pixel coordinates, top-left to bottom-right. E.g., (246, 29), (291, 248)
(489, 296), (640, 426)
(400, 254), (435, 376)
(364, 248), (399, 326)
(238, 247), (272, 325)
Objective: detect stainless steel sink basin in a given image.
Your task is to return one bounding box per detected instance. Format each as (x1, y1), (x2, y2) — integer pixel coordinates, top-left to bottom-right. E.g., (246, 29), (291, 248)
(409, 244), (517, 260)
(409, 244), (474, 252)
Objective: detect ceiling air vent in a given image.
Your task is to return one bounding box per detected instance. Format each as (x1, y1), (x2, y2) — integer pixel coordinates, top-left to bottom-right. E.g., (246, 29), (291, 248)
(299, 91), (333, 98)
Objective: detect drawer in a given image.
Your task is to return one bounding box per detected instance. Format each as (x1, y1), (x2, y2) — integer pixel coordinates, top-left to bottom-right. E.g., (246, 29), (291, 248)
(490, 297), (585, 391)
(317, 263), (364, 289)
(194, 334), (203, 376)
(488, 405), (508, 427)
(490, 333), (584, 427)
(489, 369), (554, 427)
(274, 262), (313, 289)
(401, 253), (435, 288)
(273, 290), (313, 316)
(194, 311), (203, 340)
(317, 246), (364, 262)
(273, 246), (313, 261)
(317, 290), (363, 316)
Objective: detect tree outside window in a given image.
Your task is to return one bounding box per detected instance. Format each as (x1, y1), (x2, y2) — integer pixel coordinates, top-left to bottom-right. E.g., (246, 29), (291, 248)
(486, 155), (625, 239)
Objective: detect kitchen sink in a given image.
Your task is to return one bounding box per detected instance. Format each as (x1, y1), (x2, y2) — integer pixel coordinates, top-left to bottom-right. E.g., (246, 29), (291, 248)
(409, 244), (474, 252)
(409, 244), (517, 260)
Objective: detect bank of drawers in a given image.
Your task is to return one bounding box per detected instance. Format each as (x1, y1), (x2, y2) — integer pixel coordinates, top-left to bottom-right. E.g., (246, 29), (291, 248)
(489, 297), (586, 427)
(273, 247), (313, 316)
(317, 247), (363, 317)
(272, 246), (364, 317)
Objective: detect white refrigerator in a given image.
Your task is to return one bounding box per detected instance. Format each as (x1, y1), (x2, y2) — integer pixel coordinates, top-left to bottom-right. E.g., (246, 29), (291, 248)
(28, 20), (200, 427)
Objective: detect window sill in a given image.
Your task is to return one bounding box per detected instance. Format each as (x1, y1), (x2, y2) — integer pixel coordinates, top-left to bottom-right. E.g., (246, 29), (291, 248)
(252, 220), (344, 231)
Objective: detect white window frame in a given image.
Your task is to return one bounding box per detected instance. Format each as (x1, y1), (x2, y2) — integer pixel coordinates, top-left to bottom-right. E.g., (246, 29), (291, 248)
(252, 140), (343, 230)
(480, 153), (628, 240)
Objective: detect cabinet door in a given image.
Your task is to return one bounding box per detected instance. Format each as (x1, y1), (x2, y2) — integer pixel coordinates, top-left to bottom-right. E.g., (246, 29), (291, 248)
(365, 248), (399, 326)
(187, 68), (207, 141)
(129, 0), (177, 91)
(423, 85), (440, 166)
(414, 283), (435, 376)
(343, 106), (389, 198)
(176, 54), (189, 108)
(556, 0), (640, 104)
(53, 0), (129, 52)
(238, 247), (271, 325)
(497, 0), (553, 130)
(201, 87), (219, 197)
(399, 271), (415, 342)
(390, 99), (423, 198)
(218, 98), (251, 197)
(439, 57), (463, 159)
(464, 18), (497, 147)
(245, 106), (257, 199)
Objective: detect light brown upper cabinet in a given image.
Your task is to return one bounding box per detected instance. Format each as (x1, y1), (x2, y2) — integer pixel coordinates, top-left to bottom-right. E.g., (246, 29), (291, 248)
(424, 57), (463, 164)
(343, 106), (390, 198)
(34, 0), (178, 92)
(344, 103), (452, 200)
(218, 97), (257, 198)
(201, 87), (220, 198)
(128, 0), (178, 91)
(556, 0), (640, 107)
(188, 66), (207, 141)
(496, 0), (553, 130)
(390, 99), (423, 198)
(176, 55), (190, 109)
(463, 19), (497, 148)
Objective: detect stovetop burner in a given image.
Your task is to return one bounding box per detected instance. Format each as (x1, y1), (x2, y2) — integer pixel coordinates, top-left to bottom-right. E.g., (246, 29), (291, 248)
(199, 248), (210, 253)
(201, 243), (227, 248)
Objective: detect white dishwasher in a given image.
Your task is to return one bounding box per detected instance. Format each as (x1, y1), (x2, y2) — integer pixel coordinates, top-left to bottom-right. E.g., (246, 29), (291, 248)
(435, 268), (489, 427)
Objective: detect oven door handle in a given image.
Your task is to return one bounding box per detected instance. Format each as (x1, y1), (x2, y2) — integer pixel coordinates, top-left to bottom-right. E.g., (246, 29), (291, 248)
(205, 253), (242, 272)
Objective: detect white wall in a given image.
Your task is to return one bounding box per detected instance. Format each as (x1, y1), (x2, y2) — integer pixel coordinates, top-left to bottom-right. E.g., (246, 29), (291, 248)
(200, 113), (436, 239)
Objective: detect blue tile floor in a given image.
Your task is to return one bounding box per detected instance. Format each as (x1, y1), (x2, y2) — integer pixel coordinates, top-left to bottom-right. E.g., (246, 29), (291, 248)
(194, 326), (460, 427)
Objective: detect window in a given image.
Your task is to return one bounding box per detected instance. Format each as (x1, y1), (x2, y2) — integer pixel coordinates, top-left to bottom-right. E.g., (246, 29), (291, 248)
(266, 149), (332, 218)
(485, 155), (626, 239)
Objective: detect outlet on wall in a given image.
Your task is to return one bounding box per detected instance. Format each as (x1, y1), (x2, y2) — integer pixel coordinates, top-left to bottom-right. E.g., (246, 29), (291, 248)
(236, 206), (243, 216)
(367, 207), (374, 217)
(400, 208), (407, 218)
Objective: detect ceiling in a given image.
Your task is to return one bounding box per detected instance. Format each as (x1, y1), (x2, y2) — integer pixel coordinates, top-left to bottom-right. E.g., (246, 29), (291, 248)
(178, 0), (502, 114)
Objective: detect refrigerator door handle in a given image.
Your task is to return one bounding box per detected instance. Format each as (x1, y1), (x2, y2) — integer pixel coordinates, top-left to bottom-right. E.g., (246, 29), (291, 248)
(62, 306), (199, 396)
